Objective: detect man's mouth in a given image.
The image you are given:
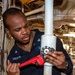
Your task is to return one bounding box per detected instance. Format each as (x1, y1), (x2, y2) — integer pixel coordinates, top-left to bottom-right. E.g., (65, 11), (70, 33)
(22, 35), (30, 41)
(23, 37), (29, 41)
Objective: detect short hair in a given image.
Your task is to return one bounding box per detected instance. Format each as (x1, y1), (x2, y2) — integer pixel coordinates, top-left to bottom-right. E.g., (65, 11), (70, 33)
(2, 7), (25, 28)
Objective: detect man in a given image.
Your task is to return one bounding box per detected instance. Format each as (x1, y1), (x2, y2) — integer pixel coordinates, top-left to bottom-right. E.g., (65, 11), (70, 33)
(2, 8), (73, 75)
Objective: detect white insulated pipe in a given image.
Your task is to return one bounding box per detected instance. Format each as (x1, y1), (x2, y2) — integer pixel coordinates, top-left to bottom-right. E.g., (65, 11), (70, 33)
(44, 0), (53, 35)
(41, 0), (56, 75)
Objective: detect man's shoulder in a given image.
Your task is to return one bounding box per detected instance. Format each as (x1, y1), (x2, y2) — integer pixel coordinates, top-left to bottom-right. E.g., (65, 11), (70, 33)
(7, 44), (21, 62)
(8, 44), (19, 57)
(10, 44), (17, 52)
(32, 29), (44, 34)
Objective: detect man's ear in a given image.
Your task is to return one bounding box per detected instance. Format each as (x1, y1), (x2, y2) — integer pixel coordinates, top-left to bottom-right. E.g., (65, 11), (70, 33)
(5, 28), (13, 39)
(5, 28), (11, 36)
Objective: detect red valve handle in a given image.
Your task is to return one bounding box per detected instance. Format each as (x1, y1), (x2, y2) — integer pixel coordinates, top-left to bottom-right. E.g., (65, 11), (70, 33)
(19, 55), (44, 68)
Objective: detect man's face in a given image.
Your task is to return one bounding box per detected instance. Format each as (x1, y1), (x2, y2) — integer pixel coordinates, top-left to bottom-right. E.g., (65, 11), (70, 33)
(6, 14), (31, 44)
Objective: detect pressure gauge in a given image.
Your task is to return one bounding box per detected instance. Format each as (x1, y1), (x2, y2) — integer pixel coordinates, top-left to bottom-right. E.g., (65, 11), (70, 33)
(41, 46), (54, 56)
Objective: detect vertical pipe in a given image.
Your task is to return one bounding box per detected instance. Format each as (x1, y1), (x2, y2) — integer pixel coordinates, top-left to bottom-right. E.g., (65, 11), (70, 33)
(40, 0), (56, 75)
(44, 0), (53, 35)
(8, 0), (11, 8)
(2, 0), (8, 74)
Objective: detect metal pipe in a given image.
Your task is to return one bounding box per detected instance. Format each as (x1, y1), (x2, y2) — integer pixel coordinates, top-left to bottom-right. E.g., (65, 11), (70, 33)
(27, 14), (44, 20)
(25, 5), (44, 16)
(40, 0), (56, 75)
(2, 0), (9, 74)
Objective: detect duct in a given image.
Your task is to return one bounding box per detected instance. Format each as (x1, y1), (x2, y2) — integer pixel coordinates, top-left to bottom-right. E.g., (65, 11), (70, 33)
(54, 0), (75, 21)
(25, 5), (44, 16)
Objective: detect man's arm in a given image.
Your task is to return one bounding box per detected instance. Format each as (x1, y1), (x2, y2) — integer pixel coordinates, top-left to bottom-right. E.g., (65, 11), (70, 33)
(45, 37), (73, 75)
(6, 60), (20, 75)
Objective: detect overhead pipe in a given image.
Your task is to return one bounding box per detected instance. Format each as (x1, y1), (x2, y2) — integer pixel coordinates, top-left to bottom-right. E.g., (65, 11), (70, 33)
(27, 14), (44, 20)
(25, 5), (44, 16)
(40, 0), (56, 75)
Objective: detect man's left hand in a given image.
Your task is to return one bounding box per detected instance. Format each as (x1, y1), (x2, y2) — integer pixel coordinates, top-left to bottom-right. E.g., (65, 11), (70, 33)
(45, 51), (67, 69)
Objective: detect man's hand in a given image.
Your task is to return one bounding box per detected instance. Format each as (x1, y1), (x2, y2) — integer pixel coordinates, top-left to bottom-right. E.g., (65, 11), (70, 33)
(45, 51), (67, 69)
(6, 60), (20, 75)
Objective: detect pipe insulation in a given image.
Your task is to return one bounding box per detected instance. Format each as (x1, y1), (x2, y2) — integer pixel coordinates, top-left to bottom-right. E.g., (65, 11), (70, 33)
(44, 0), (53, 35)
(41, 0), (56, 75)
(25, 5), (44, 16)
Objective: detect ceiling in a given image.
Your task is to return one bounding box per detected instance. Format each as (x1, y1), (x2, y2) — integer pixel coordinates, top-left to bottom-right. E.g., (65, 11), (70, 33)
(14, 0), (75, 51)
(14, 0), (75, 33)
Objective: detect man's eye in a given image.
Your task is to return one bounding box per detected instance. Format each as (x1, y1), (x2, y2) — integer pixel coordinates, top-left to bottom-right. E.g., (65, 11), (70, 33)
(15, 29), (20, 32)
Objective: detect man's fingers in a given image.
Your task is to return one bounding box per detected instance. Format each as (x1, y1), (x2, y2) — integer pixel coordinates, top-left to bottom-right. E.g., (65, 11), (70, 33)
(47, 51), (65, 60)
(53, 51), (63, 55)
(7, 63), (20, 73)
(6, 63), (12, 72)
(11, 63), (17, 72)
(47, 52), (58, 60)
(48, 51), (62, 55)
(18, 63), (20, 67)
(46, 55), (62, 67)
(7, 60), (11, 65)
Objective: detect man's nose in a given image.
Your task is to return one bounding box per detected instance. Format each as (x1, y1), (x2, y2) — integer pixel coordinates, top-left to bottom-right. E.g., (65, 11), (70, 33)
(21, 28), (27, 34)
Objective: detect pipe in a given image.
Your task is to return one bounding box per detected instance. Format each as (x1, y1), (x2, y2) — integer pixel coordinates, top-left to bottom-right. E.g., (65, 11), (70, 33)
(27, 14), (44, 20)
(44, 0), (53, 35)
(25, 5), (44, 16)
(40, 0), (56, 75)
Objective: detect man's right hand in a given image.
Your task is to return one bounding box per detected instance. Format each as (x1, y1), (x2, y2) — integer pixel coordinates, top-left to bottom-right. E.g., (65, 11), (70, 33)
(6, 60), (20, 75)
